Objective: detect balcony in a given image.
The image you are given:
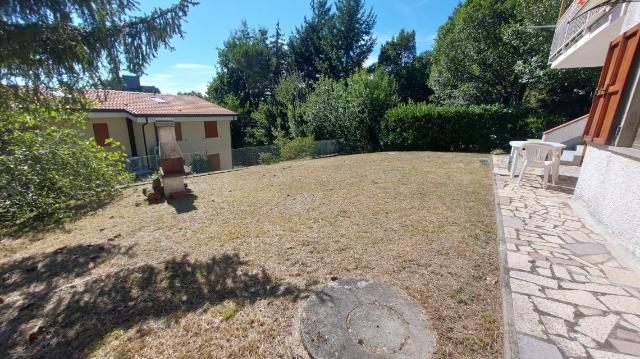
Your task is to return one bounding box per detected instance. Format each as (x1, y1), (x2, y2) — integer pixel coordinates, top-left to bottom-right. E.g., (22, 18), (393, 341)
(549, 1), (629, 68)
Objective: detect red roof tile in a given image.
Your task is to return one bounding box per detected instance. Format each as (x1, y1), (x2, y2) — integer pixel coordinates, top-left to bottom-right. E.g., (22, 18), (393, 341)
(86, 90), (236, 117)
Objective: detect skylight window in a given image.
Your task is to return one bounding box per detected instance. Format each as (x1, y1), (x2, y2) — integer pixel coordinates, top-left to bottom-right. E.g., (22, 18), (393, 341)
(150, 96), (167, 103)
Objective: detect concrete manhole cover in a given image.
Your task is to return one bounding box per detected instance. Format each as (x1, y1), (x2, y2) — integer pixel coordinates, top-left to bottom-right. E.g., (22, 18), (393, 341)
(299, 278), (435, 359)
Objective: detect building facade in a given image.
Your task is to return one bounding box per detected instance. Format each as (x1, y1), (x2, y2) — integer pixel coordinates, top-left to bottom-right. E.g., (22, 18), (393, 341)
(550, 1), (640, 254)
(85, 90), (236, 173)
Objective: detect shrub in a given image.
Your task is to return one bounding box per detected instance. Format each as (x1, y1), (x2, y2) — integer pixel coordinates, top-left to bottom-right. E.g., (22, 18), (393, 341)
(188, 154), (213, 174)
(381, 103), (538, 152)
(302, 69), (399, 151)
(278, 136), (315, 161)
(258, 152), (279, 165)
(258, 136), (316, 164)
(0, 102), (132, 230)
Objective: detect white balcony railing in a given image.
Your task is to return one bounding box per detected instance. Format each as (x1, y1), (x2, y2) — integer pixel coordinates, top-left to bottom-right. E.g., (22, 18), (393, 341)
(549, 1), (613, 63)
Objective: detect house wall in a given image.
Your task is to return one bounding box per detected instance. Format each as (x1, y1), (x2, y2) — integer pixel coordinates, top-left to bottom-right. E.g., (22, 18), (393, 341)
(131, 121), (158, 158)
(85, 118), (133, 156)
(573, 145), (640, 256)
(177, 120), (233, 170)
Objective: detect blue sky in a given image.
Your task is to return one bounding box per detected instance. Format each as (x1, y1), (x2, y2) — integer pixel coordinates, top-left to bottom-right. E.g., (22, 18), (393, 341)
(136, 0), (459, 94)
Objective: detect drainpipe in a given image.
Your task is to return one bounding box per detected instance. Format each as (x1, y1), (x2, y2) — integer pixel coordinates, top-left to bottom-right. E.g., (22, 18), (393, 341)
(142, 117), (149, 157)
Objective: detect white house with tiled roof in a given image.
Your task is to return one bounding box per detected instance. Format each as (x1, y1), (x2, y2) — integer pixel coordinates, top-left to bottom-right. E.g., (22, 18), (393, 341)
(85, 90), (236, 172)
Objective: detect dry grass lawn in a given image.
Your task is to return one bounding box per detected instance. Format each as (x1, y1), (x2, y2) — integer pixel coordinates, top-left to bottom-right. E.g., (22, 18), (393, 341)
(0, 152), (502, 358)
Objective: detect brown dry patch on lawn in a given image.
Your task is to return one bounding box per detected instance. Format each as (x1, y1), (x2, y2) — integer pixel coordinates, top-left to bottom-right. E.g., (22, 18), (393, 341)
(0, 152), (501, 358)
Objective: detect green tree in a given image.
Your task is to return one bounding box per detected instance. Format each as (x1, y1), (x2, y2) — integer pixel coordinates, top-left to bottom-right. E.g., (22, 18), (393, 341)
(345, 68), (399, 150)
(275, 72), (310, 137)
(430, 0), (523, 106)
(0, 95), (132, 229)
(429, 0), (597, 118)
(0, 0), (197, 97)
(378, 29), (416, 74)
(334, 0), (377, 78)
(271, 21), (288, 86)
(207, 22), (274, 147)
(378, 29), (433, 102)
(303, 77), (353, 141)
(177, 90), (204, 98)
(303, 68), (398, 150)
(289, 0), (339, 82)
(0, 0), (195, 229)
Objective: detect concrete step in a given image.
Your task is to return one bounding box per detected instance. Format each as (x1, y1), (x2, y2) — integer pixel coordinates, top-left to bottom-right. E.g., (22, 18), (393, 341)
(560, 148), (584, 166)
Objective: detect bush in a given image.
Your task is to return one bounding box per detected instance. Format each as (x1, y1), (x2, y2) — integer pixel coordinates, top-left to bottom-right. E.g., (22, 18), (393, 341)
(188, 154), (214, 174)
(0, 102), (132, 230)
(259, 136), (316, 164)
(302, 69), (399, 151)
(258, 152), (279, 165)
(278, 136), (315, 161)
(380, 103), (546, 152)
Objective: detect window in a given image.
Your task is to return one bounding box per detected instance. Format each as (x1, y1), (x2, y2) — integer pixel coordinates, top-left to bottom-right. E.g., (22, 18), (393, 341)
(92, 123), (110, 146)
(204, 121), (218, 138)
(584, 24), (640, 145)
(175, 122), (183, 141)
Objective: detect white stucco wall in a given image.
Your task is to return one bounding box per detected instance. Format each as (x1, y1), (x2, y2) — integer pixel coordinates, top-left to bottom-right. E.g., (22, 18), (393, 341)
(622, 3), (640, 32)
(573, 146), (640, 255)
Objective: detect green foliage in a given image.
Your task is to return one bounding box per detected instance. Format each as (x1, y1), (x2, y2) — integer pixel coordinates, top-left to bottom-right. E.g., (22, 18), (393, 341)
(378, 29), (433, 102)
(258, 136), (316, 164)
(430, 0), (523, 106)
(188, 154), (213, 174)
(258, 152), (279, 165)
(333, 0), (377, 78)
(0, 0), (197, 96)
(381, 103), (534, 152)
(177, 91), (204, 98)
(289, 0), (338, 82)
(303, 77), (354, 142)
(429, 0), (597, 118)
(0, 98), (132, 229)
(275, 72), (309, 137)
(303, 69), (398, 151)
(278, 136), (316, 161)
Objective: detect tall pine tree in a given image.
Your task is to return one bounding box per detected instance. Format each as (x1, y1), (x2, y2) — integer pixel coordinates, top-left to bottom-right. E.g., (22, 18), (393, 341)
(334, 0), (376, 78)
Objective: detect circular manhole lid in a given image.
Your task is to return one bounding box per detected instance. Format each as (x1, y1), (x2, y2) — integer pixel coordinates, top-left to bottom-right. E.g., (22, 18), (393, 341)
(299, 278), (435, 359)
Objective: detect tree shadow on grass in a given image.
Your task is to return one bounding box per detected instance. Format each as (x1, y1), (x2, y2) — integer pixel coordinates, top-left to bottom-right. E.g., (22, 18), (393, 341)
(0, 197), (118, 239)
(0, 252), (306, 358)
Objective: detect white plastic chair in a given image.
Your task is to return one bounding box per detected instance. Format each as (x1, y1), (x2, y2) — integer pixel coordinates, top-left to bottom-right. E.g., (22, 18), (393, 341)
(518, 143), (556, 189)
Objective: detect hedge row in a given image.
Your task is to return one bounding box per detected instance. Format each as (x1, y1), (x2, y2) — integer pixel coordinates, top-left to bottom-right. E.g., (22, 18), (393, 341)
(380, 103), (563, 152)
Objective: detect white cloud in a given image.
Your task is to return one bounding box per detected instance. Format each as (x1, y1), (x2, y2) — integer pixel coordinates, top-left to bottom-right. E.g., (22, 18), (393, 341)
(173, 63), (214, 70)
(143, 73), (173, 81)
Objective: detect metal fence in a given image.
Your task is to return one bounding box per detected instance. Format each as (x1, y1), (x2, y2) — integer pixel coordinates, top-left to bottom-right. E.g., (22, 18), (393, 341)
(549, 1), (615, 63)
(127, 140), (343, 177)
(232, 139), (343, 168)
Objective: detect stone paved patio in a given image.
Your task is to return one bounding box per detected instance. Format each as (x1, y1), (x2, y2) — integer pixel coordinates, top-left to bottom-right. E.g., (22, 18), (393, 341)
(493, 155), (640, 359)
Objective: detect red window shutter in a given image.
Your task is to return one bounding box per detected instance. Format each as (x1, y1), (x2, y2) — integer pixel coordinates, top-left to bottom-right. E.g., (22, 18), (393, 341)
(208, 153), (221, 171)
(175, 122), (182, 141)
(204, 121), (219, 138)
(584, 23), (640, 145)
(93, 123), (110, 146)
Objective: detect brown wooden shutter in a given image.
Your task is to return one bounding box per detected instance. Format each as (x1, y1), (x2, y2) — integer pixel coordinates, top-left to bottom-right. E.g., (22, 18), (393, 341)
(175, 122), (183, 141)
(208, 153), (221, 171)
(584, 24), (640, 145)
(93, 123), (110, 146)
(204, 121), (219, 138)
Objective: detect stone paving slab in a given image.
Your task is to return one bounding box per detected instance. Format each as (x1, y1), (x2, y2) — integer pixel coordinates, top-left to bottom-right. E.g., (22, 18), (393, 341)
(492, 155), (640, 359)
